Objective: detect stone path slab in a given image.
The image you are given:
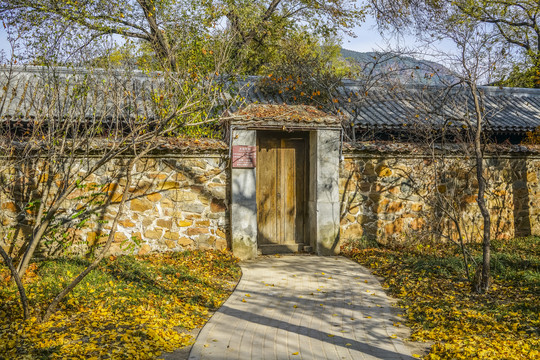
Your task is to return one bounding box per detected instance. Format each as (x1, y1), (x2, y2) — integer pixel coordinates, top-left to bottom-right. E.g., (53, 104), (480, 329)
(189, 255), (415, 360)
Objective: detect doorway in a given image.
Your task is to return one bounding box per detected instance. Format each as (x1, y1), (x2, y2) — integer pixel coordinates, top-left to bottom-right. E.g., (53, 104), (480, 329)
(256, 131), (308, 254)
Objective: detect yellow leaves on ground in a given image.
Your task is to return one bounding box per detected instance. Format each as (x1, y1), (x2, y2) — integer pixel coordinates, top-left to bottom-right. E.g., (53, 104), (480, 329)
(0, 250), (240, 359)
(342, 237), (540, 360)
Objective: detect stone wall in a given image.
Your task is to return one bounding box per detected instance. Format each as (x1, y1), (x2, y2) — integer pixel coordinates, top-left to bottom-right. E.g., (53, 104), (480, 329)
(3, 140), (540, 258)
(339, 144), (540, 245)
(1, 149), (229, 257)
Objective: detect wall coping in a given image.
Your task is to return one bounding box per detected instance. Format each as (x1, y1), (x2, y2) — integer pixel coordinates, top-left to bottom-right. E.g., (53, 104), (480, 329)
(343, 141), (540, 157)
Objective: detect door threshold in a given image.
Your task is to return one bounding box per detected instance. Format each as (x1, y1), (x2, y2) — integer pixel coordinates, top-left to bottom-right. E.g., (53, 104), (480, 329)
(258, 244), (308, 255)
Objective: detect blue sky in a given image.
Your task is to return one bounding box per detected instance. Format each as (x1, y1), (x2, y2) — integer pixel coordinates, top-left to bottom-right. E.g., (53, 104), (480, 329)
(343, 16), (399, 52)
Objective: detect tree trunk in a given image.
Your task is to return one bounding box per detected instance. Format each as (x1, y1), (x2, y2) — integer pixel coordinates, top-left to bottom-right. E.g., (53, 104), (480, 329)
(470, 83), (491, 293)
(0, 246), (29, 319)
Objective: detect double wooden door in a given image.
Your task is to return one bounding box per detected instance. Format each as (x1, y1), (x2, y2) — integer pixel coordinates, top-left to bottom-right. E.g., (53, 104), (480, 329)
(257, 132), (308, 253)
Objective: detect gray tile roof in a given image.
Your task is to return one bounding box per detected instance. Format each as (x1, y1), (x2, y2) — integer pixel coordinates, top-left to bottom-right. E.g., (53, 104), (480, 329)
(341, 85), (540, 133)
(0, 65), (165, 122)
(234, 79), (540, 133)
(3, 67), (540, 134)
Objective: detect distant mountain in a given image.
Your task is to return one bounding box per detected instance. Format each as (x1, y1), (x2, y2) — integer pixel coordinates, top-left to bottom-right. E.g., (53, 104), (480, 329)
(340, 48), (457, 85)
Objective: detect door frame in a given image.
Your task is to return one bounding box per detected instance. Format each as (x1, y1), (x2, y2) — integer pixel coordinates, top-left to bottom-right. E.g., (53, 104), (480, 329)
(229, 126), (341, 260)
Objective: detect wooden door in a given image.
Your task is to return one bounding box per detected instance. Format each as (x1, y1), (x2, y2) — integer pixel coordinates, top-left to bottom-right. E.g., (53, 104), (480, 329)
(257, 132), (307, 253)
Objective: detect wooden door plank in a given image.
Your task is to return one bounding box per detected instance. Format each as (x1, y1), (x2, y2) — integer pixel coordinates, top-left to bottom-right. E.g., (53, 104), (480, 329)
(294, 139), (307, 244)
(281, 139), (296, 245)
(257, 136), (279, 245)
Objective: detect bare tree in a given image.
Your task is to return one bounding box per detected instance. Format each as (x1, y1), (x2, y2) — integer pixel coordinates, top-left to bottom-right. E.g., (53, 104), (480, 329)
(0, 54), (229, 321)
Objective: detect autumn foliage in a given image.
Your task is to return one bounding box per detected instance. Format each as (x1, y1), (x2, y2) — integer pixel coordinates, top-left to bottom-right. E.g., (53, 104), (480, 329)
(342, 237), (539, 359)
(0, 250), (240, 359)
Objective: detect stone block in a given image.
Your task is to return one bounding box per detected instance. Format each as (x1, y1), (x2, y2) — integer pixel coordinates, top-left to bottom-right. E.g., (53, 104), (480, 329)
(160, 198), (174, 209)
(101, 183), (118, 192)
(128, 182), (152, 195)
(341, 223), (363, 239)
(114, 232), (127, 243)
(216, 228), (226, 238)
(211, 199), (226, 213)
(207, 212), (225, 220)
(144, 229), (163, 239)
(177, 202), (205, 214)
(215, 238), (227, 250)
(198, 195), (210, 205)
(359, 182), (371, 192)
(197, 234), (216, 244)
(198, 243), (213, 250)
(178, 237), (194, 246)
(165, 240), (177, 249)
(386, 201), (404, 213)
(187, 227), (208, 236)
(147, 173), (168, 180)
(87, 232), (105, 246)
(147, 193), (162, 202)
(156, 218), (173, 228)
(376, 165), (392, 177)
(164, 231), (179, 240)
(363, 162), (376, 176)
(196, 220), (210, 226)
(173, 190), (199, 202)
(183, 159), (207, 170)
(194, 175), (208, 184)
(174, 173), (186, 181)
(177, 220), (193, 227)
(138, 244), (151, 255)
(158, 181), (181, 191)
(131, 198), (153, 212)
(208, 184), (226, 199)
(384, 218), (403, 235)
(119, 219), (135, 228)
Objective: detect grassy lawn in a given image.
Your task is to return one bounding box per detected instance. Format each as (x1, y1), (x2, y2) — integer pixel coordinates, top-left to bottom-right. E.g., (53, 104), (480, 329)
(0, 250), (241, 359)
(342, 236), (540, 359)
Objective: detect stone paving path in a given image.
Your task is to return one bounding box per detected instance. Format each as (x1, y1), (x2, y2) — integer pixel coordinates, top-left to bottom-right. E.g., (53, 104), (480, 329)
(189, 255), (414, 360)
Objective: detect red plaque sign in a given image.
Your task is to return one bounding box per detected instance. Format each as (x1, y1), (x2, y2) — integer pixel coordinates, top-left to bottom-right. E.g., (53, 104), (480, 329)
(232, 145), (257, 168)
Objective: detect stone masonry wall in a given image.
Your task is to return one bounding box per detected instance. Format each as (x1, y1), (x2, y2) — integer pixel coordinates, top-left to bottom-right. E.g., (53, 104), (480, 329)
(4, 141), (540, 258)
(1, 151), (229, 257)
(340, 146), (540, 246)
